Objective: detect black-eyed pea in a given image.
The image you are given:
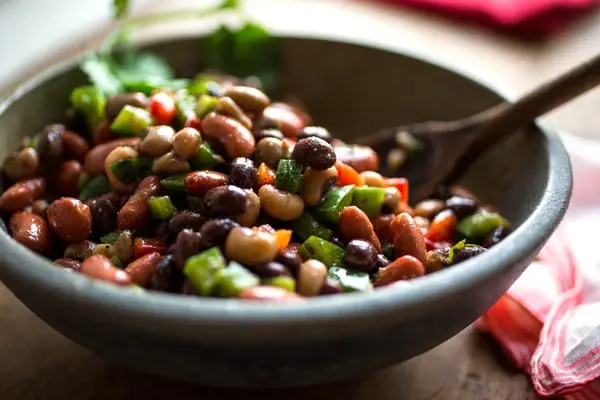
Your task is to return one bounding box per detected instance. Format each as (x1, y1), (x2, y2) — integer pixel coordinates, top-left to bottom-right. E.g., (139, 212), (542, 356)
(360, 171), (385, 187)
(105, 146), (138, 192)
(414, 199), (445, 219)
(300, 166), (338, 207)
(172, 127), (201, 160)
(152, 151), (190, 176)
(214, 96), (253, 130)
(383, 187), (401, 213)
(225, 227), (279, 266)
(236, 190), (261, 226)
(64, 240), (97, 260)
(258, 184), (304, 221)
(2, 147), (39, 181)
(297, 259), (327, 297)
(139, 125), (175, 157)
(114, 230), (134, 264)
(223, 86), (270, 114)
(93, 243), (114, 257)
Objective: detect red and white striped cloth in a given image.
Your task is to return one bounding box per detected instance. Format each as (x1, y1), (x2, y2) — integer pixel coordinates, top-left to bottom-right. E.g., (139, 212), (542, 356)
(477, 134), (600, 399)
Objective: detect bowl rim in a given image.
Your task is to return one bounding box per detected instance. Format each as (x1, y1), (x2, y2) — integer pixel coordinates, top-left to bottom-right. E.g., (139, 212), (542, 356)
(0, 33), (572, 341)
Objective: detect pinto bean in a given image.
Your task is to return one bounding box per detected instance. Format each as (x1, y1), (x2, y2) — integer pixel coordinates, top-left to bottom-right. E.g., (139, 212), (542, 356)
(9, 211), (52, 254)
(0, 178), (46, 213)
(125, 252), (162, 286)
(80, 255), (132, 286)
(389, 212), (427, 263)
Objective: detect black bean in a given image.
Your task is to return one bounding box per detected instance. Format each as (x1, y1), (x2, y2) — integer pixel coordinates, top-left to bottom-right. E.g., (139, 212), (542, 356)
(254, 128), (284, 141)
(252, 262), (292, 278)
(375, 253), (390, 270)
(344, 240), (378, 272)
(445, 196), (478, 219)
(173, 229), (203, 269)
(292, 137), (336, 171)
(204, 185), (248, 217)
(181, 280), (199, 296)
(229, 157), (257, 189)
(276, 247), (302, 276)
(149, 255), (184, 293)
(186, 195), (206, 214)
(319, 277), (343, 295)
(483, 226), (510, 248)
(453, 244), (486, 264)
(86, 196), (117, 235)
(63, 108), (88, 135)
(169, 211), (206, 236)
(153, 220), (170, 240)
(200, 218), (239, 248)
(37, 124), (65, 166)
(297, 126), (332, 143)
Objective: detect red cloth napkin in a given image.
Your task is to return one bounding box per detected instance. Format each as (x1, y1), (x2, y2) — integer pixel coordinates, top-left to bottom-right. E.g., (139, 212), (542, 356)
(477, 135), (600, 399)
(372, 0), (599, 38)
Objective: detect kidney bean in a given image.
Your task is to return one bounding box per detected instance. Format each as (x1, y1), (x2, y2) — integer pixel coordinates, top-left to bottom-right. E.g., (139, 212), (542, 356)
(260, 103), (306, 138)
(173, 229), (203, 269)
(47, 197), (92, 243)
(2, 147), (39, 181)
(389, 213), (427, 264)
(0, 178), (46, 213)
(414, 199), (445, 219)
(9, 211), (52, 254)
(54, 160), (82, 197)
(292, 137), (336, 171)
(372, 214), (394, 245)
(105, 92), (149, 121)
(64, 240), (96, 260)
(483, 226), (510, 248)
(184, 170), (228, 196)
(445, 196), (478, 219)
(204, 185), (248, 217)
(252, 261), (292, 278)
(201, 112), (255, 159)
(124, 252), (162, 287)
(80, 255), (132, 286)
(238, 285), (303, 302)
(334, 145), (379, 173)
(223, 86), (270, 114)
(117, 176), (162, 230)
(200, 218), (239, 248)
(229, 157), (257, 189)
(83, 138), (141, 175)
(215, 96), (253, 129)
(62, 131), (90, 162)
(344, 240), (378, 273)
(93, 120), (115, 144)
(425, 210), (457, 243)
(53, 258), (81, 271)
(37, 124), (64, 166)
(149, 255), (183, 292)
(374, 255), (425, 286)
(339, 206), (381, 251)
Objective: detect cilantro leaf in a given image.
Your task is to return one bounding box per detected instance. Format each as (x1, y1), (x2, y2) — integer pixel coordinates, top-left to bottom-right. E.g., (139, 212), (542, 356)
(218, 0), (240, 10)
(80, 54), (123, 96)
(113, 0), (129, 19)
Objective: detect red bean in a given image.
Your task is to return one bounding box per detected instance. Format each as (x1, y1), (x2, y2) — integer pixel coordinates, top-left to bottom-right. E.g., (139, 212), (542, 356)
(0, 178), (46, 213)
(9, 211), (52, 254)
(80, 255), (132, 286)
(125, 252), (162, 287)
(375, 255), (425, 286)
(117, 176), (162, 230)
(47, 197), (92, 243)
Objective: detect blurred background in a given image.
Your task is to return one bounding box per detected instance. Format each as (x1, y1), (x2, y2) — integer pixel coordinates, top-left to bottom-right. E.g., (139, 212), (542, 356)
(1, 0), (599, 140)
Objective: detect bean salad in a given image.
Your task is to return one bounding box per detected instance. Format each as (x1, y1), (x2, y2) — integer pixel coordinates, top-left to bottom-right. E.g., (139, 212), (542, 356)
(0, 73), (511, 301)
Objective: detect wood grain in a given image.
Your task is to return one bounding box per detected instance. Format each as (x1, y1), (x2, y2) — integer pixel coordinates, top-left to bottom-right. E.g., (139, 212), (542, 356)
(0, 283), (539, 400)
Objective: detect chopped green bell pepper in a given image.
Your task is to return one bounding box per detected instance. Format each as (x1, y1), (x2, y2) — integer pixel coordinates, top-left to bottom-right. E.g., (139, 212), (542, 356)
(262, 276), (296, 292)
(298, 235), (345, 267)
(110, 105), (152, 137)
(213, 262), (259, 297)
(196, 95), (218, 118)
(291, 212), (334, 241)
(314, 185), (355, 224)
(327, 265), (373, 293)
(457, 209), (510, 239)
(183, 247), (227, 296)
(191, 142), (221, 169)
(275, 159), (302, 193)
(70, 85), (105, 130)
(147, 196), (177, 220)
(109, 157), (153, 183)
(175, 90), (196, 123)
(160, 174), (187, 192)
(101, 230), (122, 245)
(352, 186), (386, 217)
(78, 175), (112, 202)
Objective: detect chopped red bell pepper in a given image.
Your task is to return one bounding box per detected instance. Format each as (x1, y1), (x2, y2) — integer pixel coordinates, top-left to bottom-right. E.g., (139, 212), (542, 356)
(184, 113), (202, 131)
(425, 209), (458, 243)
(150, 92), (176, 125)
(384, 177), (409, 205)
(134, 237), (168, 259)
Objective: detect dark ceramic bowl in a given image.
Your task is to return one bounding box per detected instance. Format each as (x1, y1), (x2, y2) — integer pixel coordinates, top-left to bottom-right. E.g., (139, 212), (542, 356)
(0, 35), (571, 388)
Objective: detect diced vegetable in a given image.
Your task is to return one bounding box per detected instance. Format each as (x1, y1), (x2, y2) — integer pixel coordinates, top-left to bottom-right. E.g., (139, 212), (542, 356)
(150, 92), (176, 125)
(352, 187), (386, 217)
(111, 256), (123, 269)
(298, 235), (345, 267)
(262, 276), (296, 292)
(457, 209), (510, 239)
(109, 157), (153, 183)
(196, 95), (218, 118)
(77, 172), (91, 191)
(160, 174), (187, 192)
(78, 175), (112, 202)
(426, 209), (457, 242)
(382, 244), (395, 261)
(174, 90), (196, 123)
(183, 247), (227, 295)
(133, 238), (167, 259)
(213, 262), (259, 297)
(275, 159), (302, 193)
(188, 76), (221, 96)
(70, 85), (106, 130)
(257, 163), (276, 186)
(273, 229), (292, 251)
(327, 265), (373, 292)
(191, 142), (221, 170)
(314, 185), (355, 224)
(101, 230), (121, 245)
(291, 212), (334, 241)
(384, 178), (409, 205)
(122, 77), (190, 95)
(147, 196), (177, 220)
(110, 105), (153, 137)
(335, 161), (364, 186)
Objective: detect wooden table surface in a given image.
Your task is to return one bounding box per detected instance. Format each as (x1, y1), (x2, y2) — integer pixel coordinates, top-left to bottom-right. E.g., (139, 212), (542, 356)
(0, 283), (539, 400)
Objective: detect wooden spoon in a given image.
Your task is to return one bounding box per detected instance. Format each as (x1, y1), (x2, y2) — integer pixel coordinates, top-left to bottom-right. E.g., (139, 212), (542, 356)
(359, 53), (600, 203)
